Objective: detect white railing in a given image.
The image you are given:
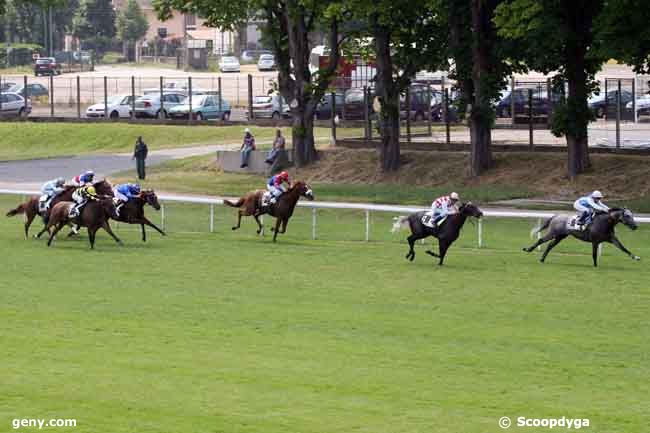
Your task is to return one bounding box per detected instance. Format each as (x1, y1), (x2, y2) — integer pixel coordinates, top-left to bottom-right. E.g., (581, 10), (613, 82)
(3, 188), (649, 247)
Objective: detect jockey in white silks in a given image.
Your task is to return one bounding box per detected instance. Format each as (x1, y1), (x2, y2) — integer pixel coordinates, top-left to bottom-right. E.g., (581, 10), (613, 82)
(573, 190), (609, 229)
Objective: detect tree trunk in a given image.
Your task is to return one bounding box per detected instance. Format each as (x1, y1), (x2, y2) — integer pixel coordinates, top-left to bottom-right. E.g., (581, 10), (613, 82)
(469, 0), (494, 176)
(292, 109), (317, 167)
(374, 23), (401, 172)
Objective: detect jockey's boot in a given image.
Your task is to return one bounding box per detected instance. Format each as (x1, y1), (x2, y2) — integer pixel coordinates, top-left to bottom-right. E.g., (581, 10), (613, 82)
(115, 203), (123, 217)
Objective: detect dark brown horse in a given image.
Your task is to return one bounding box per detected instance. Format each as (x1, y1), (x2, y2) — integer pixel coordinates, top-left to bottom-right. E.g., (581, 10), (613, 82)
(392, 202), (484, 265)
(224, 181), (314, 242)
(6, 180), (114, 238)
(111, 190), (166, 241)
(46, 198), (121, 249)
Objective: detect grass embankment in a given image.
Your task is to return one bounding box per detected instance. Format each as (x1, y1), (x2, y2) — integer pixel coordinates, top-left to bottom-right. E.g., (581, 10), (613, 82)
(1, 193), (649, 433)
(0, 123), (333, 161)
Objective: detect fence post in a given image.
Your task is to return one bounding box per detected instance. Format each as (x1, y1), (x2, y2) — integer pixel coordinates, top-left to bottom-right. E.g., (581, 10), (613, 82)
(209, 203), (214, 233)
(528, 88), (534, 150)
(247, 74), (253, 121)
(188, 76), (193, 124)
(159, 76), (164, 118)
(632, 75), (637, 123)
(363, 85), (369, 139)
(49, 74), (54, 117)
(23, 75), (28, 113)
(218, 77), (223, 119)
(368, 87), (373, 140)
(331, 91), (337, 144)
(444, 89), (450, 144)
(604, 79), (608, 121)
(427, 81), (433, 136)
(131, 76), (135, 120)
(103, 76), (108, 121)
(76, 75), (81, 118)
(616, 79), (621, 149)
(312, 207), (316, 240)
(0, 75), (2, 113)
(365, 210), (370, 242)
(478, 218), (483, 248)
(160, 203), (165, 231)
(405, 86), (411, 144)
(510, 76), (516, 124)
(546, 78), (552, 127)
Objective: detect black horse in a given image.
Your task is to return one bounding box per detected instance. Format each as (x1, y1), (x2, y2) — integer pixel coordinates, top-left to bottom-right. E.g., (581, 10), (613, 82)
(392, 202), (484, 265)
(523, 208), (640, 267)
(111, 190), (166, 242)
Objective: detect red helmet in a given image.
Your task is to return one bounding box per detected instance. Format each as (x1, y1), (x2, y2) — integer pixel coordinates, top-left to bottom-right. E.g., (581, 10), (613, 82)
(279, 171), (289, 180)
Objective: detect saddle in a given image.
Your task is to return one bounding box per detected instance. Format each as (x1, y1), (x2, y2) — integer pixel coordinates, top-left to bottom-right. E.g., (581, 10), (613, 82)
(421, 212), (446, 229)
(568, 215), (589, 231)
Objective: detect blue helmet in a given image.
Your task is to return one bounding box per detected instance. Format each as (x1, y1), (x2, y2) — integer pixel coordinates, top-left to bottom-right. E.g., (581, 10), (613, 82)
(81, 170), (95, 182)
(130, 184), (141, 194)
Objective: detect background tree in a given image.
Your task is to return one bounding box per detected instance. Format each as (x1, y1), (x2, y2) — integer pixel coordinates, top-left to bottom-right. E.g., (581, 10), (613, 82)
(72, 0), (116, 54)
(116, 0), (148, 59)
(154, 0), (347, 167)
(495, 0), (607, 178)
(348, 0), (445, 171)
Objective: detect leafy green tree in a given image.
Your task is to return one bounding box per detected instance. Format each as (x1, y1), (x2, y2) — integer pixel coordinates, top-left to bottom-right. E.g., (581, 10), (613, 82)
(117, 0), (148, 57)
(495, 0), (608, 178)
(73, 0), (116, 53)
(154, 0), (347, 167)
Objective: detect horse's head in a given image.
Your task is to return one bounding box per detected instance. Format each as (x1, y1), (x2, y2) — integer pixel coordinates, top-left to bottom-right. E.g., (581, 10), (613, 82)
(459, 202), (483, 219)
(611, 207), (638, 230)
(293, 181), (314, 201)
(93, 179), (114, 196)
(140, 190), (161, 211)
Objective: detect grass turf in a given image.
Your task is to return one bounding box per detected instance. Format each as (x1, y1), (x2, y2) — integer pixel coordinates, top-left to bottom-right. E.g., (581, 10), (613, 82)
(0, 123), (334, 161)
(1, 194), (649, 433)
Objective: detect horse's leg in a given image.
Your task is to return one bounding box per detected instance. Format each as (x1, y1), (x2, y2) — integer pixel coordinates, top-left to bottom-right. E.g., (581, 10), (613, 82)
(134, 216), (165, 237)
(523, 233), (554, 253)
(232, 210), (243, 231)
(24, 210), (36, 239)
(540, 236), (566, 263)
(102, 221), (123, 246)
(592, 242), (600, 267)
(35, 224), (49, 239)
(280, 218), (288, 233)
(609, 235), (641, 261)
(437, 240), (450, 266)
(88, 227), (97, 249)
(47, 222), (65, 247)
(254, 214), (263, 234)
(272, 218), (282, 242)
(141, 224), (146, 242)
(406, 234), (420, 261)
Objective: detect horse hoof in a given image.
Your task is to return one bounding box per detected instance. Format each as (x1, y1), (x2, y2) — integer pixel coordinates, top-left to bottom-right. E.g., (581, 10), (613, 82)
(522, 247), (530, 253)
(231, 227), (237, 231)
(633, 256), (641, 261)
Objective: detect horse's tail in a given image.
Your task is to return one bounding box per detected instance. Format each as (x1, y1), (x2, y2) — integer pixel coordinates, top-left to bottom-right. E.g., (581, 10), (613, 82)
(391, 216), (410, 234)
(530, 216), (554, 238)
(224, 198), (245, 208)
(6, 203), (26, 217)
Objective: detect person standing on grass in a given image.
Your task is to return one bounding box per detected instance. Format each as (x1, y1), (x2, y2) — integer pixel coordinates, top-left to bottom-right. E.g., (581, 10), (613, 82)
(265, 128), (286, 164)
(133, 136), (148, 180)
(240, 128), (256, 168)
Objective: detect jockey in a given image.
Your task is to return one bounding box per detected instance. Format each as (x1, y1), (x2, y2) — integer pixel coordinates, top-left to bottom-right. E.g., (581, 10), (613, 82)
(70, 170), (95, 187)
(574, 190), (609, 228)
(70, 184), (99, 219)
(113, 183), (141, 216)
(266, 171), (291, 204)
(39, 177), (65, 212)
(431, 192), (460, 226)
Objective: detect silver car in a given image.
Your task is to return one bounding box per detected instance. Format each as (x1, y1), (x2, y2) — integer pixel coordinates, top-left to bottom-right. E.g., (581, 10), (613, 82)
(219, 56), (241, 73)
(0, 92), (31, 118)
(257, 54), (275, 71)
(250, 94), (291, 119)
(133, 92), (187, 119)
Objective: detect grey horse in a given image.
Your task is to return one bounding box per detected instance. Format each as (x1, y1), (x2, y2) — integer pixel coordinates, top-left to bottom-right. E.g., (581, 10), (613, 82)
(523, 208), (640, 267)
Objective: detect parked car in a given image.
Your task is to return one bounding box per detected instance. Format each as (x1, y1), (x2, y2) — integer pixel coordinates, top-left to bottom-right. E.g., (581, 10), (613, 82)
(315, 93), (345, 120)
(250, 94), (290, 119)
(257, 54), (276, 71)
(588, 89), (634, 118)
(626, 95), (650, 116)
(496, 87), (560, 118)
(34, 57), (61, 76)
(0, 92), (31, 118)
(7, 83), (49, 99)
(1, 81), (16, 92)
(241, 50), (273, 62)
(219, 56), (241, 73)
(431, 99), (459, 122)
(133, 92), (186, 118)
(168, 94), (232, 121)
(400, 84), (432, 121)
(342, 88), (373, 120)
(86, 94), (140, 119)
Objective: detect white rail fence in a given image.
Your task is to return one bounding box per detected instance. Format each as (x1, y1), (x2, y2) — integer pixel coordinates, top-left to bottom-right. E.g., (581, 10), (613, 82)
(2, 189), (649, 248)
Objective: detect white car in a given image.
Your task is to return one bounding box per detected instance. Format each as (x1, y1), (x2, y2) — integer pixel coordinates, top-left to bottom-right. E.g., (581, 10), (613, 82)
(257, 54), (276, 71)
(86, 94), (140, 119)
(0, 92), (31, 118)
(626, 95), (650, 115)
(219, 56), (241, 73)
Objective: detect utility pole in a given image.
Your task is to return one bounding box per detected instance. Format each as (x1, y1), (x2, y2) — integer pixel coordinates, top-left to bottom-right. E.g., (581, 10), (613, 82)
(48, 5), (53, 57)
(183, 14), (188, 71)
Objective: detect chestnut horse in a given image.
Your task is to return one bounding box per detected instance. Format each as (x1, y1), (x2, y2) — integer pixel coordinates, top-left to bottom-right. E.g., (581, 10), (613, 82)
(5, 180), (114, 238)
(224, 181), (314, 242)
(46, 198), (121, 249)
(111, 190), (166, 242)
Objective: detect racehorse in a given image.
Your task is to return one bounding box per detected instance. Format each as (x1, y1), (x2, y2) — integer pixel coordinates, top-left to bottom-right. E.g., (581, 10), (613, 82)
(46, 197), (121, 249)
(111, 190), (165, 242)
(224, 181), (314, 242)
(523, 208), (640, 267)
(5, 180), (114, 239)
(392, 202), (484, 265)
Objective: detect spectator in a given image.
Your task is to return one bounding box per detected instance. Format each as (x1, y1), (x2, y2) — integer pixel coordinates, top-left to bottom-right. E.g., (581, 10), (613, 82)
(133, 136), (148, 180)
(265, 128), (286, 164)
(240, 128), (256, 168)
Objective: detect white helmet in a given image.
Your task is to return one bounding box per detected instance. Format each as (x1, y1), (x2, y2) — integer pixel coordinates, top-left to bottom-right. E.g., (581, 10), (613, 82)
(591, 190), (604, 199)
(450, 192), (460, 200)
(244, 127), (251, 134)
(56, 177), (65, 185)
